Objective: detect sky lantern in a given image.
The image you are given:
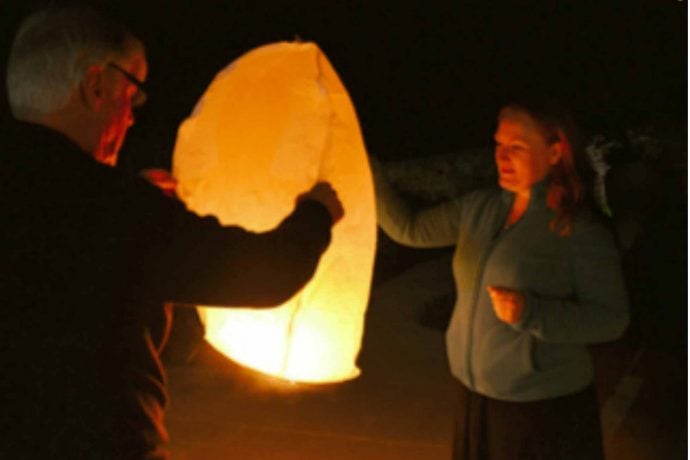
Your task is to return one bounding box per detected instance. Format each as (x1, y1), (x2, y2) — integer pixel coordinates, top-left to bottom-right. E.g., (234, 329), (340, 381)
(171, 42), (377, 384)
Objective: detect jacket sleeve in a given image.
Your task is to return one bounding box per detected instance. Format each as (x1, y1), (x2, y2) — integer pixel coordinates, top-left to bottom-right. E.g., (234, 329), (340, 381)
(141, 195), (333, 308)
(372, 157), (461, 248)
(512, 220), (630, 344)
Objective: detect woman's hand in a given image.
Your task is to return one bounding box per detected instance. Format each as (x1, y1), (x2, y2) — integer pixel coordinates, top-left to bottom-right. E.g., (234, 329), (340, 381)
(487, 286), (525, 324)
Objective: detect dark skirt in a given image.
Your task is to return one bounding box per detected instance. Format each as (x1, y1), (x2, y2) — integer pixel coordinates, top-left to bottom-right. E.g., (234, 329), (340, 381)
(452, 380), (604, 460)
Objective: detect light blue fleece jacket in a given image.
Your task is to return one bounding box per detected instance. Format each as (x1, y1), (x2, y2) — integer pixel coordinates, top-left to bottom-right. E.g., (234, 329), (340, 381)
(374, 165), (629, 402)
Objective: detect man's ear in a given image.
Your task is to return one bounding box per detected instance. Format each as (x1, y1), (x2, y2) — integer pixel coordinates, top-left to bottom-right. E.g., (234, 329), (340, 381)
(80, 64), (105, 111)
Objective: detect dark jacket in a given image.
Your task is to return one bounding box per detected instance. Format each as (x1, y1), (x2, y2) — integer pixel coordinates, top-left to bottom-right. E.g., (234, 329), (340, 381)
(0, 121), (332, 459)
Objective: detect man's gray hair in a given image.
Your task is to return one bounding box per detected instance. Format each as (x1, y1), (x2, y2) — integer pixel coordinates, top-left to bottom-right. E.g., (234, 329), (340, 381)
(6, 7), (135, 118)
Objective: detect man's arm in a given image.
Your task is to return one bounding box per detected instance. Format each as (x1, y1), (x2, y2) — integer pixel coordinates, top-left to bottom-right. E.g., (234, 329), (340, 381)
(137, 179), (338, 308)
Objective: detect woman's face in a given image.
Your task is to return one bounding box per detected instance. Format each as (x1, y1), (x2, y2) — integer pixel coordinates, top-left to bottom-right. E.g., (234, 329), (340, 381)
(493, 111), (562, 196)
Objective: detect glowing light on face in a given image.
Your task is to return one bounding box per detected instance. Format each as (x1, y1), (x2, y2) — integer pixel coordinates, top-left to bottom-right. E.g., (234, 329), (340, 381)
(172, 42), (377, 383)
(93, 44), (147, 166)
(494, 111), (559, 195)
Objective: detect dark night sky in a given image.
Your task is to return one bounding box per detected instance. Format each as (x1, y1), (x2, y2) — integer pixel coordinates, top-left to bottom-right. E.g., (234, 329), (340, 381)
(1, 0), (687, 169)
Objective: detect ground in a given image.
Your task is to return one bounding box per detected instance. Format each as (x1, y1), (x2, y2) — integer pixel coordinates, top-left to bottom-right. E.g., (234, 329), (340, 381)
(165, 251), (687, 459)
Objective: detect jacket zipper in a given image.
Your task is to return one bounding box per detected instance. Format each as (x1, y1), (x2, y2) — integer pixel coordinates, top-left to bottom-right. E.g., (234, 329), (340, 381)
(465, 204), (518, 389)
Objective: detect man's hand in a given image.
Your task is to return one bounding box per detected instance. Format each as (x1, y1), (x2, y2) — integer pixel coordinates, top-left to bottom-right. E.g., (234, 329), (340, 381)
(140, 168), (178, 197)
(297, 182), (344, 224)
(487, 286), (525, 324)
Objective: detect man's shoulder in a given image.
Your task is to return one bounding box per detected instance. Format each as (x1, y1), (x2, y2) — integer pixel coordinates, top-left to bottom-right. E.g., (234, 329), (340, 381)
(2, 120), (75, 152)
(1, 120), (186, 226)
(1, 121), (94, 180)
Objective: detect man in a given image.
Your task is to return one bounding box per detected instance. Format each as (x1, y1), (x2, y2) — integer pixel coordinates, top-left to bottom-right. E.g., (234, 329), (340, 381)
(1, 7), (342, 459)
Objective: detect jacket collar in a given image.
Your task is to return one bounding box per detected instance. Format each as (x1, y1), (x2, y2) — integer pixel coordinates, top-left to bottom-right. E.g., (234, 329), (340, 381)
(501, 177), (550, 210)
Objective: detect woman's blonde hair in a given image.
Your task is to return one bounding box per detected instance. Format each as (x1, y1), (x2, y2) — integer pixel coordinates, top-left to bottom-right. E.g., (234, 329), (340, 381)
(499, 100), (591, 236)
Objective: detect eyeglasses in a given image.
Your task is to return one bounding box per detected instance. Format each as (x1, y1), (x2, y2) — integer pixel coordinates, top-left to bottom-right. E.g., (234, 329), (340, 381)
(108, 62), (148, 107)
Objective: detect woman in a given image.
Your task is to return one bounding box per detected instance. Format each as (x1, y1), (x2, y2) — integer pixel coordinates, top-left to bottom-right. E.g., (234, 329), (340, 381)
(373, 100), (629, 459)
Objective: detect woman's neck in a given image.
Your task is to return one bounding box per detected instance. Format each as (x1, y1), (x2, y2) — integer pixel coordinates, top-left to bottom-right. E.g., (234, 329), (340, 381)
(505, 191), (530, 228)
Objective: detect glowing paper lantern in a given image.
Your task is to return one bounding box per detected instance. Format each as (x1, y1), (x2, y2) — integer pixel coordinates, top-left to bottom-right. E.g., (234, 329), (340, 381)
(172, 42), (376, 383)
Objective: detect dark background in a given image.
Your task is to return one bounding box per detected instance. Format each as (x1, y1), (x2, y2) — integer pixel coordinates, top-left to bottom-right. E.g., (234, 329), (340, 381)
(1, 2), (688, 444)
(1, 0), (687, 170)
(1, 0), (687, 348)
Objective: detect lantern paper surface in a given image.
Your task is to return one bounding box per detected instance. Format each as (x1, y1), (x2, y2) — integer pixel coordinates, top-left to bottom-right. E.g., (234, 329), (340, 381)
(172, 42), (376, 383)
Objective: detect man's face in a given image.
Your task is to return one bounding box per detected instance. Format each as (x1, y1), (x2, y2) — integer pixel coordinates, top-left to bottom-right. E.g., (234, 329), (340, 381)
(92, 43), (148, 166)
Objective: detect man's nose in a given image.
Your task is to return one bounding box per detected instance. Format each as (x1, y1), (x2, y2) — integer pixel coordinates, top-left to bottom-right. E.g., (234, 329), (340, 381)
(495, 145), (509, 160)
